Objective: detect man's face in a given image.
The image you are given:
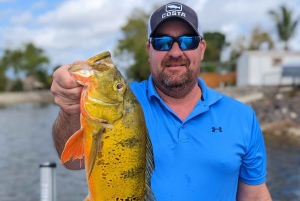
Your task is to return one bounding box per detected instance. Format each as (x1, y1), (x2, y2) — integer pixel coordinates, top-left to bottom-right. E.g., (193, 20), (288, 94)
(146, 19), (206, 98)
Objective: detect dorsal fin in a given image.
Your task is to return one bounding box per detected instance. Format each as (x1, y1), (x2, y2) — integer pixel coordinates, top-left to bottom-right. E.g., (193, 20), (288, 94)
(145, 130), (156, 201)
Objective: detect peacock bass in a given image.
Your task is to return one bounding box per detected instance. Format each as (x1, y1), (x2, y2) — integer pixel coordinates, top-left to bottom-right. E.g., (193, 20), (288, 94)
(60, 51), (155, 201)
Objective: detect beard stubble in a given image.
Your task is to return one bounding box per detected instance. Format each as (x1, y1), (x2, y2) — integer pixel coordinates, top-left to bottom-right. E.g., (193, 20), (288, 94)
(153, 56), (199, 99)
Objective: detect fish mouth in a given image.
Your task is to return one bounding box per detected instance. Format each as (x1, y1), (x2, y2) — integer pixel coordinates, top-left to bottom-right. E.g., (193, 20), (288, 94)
(88, 96), (121, 105)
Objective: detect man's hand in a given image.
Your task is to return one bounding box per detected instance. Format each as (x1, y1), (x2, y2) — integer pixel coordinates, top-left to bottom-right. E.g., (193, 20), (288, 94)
(51, 63), (83, 115)
(51, 62), (85, 169)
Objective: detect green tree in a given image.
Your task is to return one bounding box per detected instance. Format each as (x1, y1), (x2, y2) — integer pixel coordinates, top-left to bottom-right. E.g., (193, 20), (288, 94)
(0, 61), (6, 91)
(114, 9), (150, 82)
(22, 43), (51, 89)
(203, 32), (227, 62)
(21, 43), (49, 76)
(0, 43), (50, 91)
(269, 5), (300, 50)
(1, 49), (23, 79)
(202, 32), (227, 72)
(0, 49), (24, 91)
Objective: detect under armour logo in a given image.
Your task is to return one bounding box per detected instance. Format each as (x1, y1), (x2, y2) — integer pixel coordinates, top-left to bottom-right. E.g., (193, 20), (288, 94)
(212, 127), (222, 132)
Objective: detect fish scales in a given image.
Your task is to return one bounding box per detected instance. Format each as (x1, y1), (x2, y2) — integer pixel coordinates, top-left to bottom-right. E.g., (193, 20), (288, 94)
(61, 51), (155, 201)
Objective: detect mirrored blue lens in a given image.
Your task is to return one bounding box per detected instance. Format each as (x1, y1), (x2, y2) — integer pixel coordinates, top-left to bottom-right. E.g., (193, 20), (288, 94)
(152, 36), (173, 51)
(151, 36), (201, 51)
(179, 36), (199, 50)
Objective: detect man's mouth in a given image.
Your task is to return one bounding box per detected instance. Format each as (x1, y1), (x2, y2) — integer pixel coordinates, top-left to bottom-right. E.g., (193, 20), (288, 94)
(166, 63), (187, 68)
(167, 64), (184, 67)
(162, 57), (189, 69)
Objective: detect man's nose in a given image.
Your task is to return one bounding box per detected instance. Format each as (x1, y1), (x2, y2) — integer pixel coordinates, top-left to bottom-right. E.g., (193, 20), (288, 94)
(167, 42), (183, 58)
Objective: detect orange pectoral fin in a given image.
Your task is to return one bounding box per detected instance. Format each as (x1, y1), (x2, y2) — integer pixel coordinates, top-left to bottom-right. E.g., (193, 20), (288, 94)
(61, 129), (84, 164)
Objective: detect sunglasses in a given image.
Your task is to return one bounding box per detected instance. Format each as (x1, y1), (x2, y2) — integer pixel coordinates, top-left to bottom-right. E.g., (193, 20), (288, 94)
(149, 35), (202, 51)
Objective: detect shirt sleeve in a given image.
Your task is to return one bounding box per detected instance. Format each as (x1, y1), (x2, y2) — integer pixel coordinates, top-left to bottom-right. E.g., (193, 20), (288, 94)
(239, 111), (267, 185)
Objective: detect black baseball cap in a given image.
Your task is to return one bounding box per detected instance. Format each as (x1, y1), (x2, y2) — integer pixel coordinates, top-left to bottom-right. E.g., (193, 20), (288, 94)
(148, 2), (203, 38)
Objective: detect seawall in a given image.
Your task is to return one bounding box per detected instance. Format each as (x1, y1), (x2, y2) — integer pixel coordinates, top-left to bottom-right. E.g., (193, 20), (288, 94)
(0, 90), (54, 105)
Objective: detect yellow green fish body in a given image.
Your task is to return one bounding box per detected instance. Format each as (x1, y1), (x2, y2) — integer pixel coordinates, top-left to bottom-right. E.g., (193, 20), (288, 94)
(61, 51), (155, 201)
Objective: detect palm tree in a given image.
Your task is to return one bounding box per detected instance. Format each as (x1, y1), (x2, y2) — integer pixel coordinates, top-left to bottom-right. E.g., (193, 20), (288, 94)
(269, 5), (300, 51)
(0, 43), (49, 91)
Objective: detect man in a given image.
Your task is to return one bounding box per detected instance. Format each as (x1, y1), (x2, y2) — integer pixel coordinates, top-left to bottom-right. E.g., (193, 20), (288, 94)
(51, 2), (272, 201)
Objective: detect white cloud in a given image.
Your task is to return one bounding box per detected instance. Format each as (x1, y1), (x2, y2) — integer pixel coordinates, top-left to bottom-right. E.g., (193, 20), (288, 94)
(10, 12), (32, 24)
(0, 8), (12, 21)
(31, 1), (46, 10)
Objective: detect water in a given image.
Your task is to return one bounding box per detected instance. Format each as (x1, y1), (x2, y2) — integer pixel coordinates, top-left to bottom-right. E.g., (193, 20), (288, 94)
(0, 103), (299, 201)
(0, 103), (87, 201)
(265, 134), (300, 201)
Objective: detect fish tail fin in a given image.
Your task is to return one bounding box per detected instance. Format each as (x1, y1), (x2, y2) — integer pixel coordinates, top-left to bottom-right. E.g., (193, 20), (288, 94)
(61, 129), (85, 164)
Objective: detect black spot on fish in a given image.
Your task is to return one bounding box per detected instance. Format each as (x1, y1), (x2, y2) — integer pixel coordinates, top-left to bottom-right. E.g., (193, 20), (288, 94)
(120, 167), (144, 179)
(116, 197), (140, 201)
(97, 159), (105, 166)
(102, 173), (108, 180)
(116, 137), (140, 148)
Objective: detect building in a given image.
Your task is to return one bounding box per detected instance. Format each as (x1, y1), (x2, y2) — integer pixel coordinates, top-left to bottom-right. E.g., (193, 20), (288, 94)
(237, 51), (300, 86)
(22, 75), (44, 91)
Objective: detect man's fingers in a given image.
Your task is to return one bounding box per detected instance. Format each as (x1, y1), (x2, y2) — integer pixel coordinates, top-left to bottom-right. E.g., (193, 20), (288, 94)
(53, 87), (81, 115)
(51, 64), (84, 115)
(52, 83), (82, 100)
(53, 64), (81, 89)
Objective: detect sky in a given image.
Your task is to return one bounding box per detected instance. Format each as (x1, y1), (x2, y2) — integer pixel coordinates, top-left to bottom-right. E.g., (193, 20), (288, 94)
(1, 0), (300, 72)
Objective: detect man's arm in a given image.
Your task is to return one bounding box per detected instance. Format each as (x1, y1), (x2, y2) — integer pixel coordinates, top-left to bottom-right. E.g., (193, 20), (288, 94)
(52, 110), (83, 169)
(51, 63), (84, 170)
(237, 181), (272, 201)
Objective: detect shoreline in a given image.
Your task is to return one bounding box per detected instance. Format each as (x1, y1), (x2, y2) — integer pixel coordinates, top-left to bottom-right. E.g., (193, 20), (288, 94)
(0, 90), (54, 105)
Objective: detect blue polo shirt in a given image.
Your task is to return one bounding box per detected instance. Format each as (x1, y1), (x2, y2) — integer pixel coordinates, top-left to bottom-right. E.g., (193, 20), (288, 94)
(130, 76), (267, 201)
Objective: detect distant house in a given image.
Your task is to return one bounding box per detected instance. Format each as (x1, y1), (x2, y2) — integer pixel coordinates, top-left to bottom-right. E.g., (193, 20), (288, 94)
(22, 75), (44, 91)
(237, 51), (300, 86)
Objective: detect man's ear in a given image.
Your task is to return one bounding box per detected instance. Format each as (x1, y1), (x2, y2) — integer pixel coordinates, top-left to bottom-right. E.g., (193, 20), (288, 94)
(146, 42), (151, 53)
(199, 40), (206, 60)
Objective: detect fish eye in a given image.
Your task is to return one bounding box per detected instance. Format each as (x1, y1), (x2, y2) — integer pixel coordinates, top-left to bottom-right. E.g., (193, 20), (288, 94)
(116, 83), (124, 91)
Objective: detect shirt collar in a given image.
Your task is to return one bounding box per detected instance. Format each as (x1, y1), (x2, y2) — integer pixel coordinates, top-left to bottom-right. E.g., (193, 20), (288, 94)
(147, 75), (160, 100)
(147, 75), (222, 107)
